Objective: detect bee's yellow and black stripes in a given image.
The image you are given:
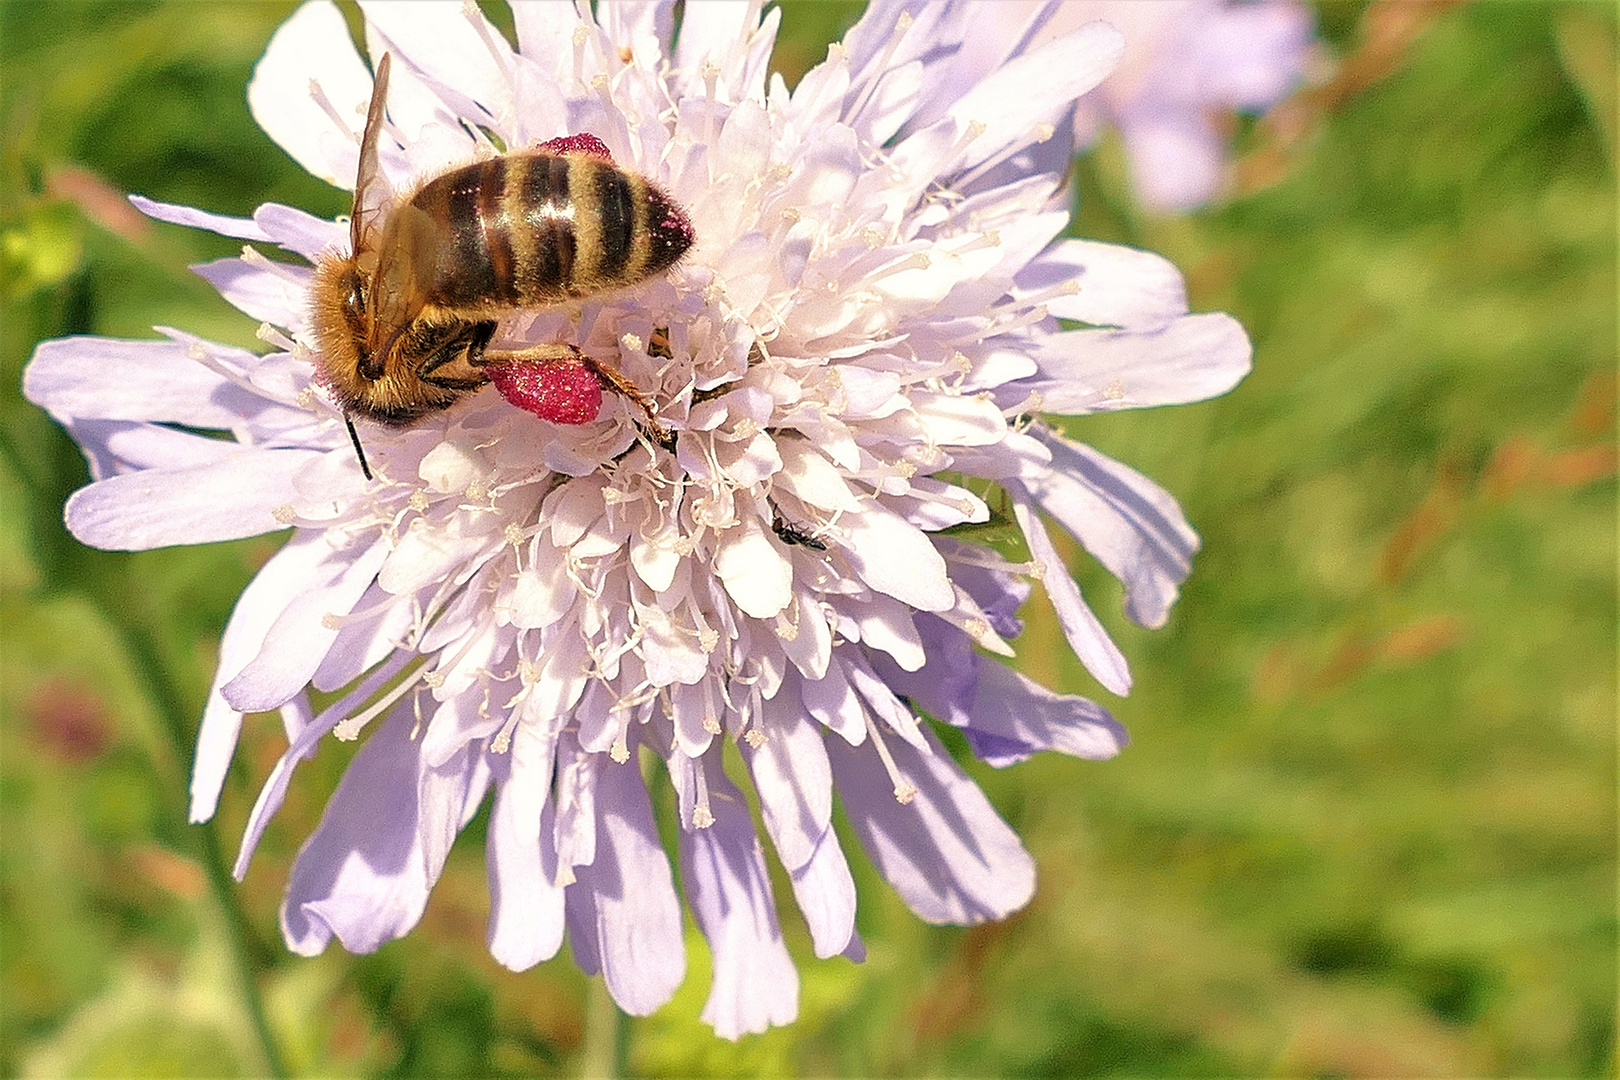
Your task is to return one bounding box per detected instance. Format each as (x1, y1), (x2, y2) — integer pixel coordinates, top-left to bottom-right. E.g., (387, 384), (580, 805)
(409, 151), (692, 313)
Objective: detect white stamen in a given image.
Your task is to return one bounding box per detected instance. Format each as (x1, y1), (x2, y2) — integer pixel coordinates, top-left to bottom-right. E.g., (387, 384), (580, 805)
(256, 322), (295, 350)
(691, 763), (715, 828)
(333, 662), (431, 741)
(462, 0), (513, 82)
(954, 230), (1002, 255)
(239, 245), (308, 285)
(864, 714), (918, 804)
(571, 22), (591, 88)
(971, 304), (1050, 344)
(490, 707), (522, 754)
(952, 123), (1063, 192)
(844, 11), (915, 123)
(1020, 279), (1081, 308)
(870, 252), (932, 282)
(307, 78), (356, 141)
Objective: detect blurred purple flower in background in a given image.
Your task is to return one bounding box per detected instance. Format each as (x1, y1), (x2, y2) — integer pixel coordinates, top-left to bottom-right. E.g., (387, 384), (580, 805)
(23, 0), (1252, 1038)
(1075, 0), (1315, 210)
(951, 0), (1315, 211)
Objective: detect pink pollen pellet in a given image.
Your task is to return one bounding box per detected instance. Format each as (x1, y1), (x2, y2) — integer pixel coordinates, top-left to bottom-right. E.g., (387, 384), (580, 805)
(487, 356), (604, 425)
(536, 133), (612, 161)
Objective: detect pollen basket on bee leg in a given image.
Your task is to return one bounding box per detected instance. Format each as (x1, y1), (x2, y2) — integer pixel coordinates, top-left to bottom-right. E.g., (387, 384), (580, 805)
(487, 355), (604, 425)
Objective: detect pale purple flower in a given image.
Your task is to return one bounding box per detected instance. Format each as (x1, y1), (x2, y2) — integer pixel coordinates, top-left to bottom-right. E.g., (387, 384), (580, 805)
(945, 0), (1314, 211)
(24, 0), (1252, 1038)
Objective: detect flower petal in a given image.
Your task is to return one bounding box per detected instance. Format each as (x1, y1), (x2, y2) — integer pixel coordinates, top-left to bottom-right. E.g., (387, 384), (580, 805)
(786, 824), (862, 960)
(743, 675), (833, 873)
(1023, 427), (1200, 629)
(1193, 1), (1314, 110)
(958, 660), (1127, 765)
(249, 0), (376, 187)
(487, 721), (566, 971)
(511, 0), (583, 71)
(191, 257), (312, 330)
(232, 656), (408, 873)
(1010, 312), (1253, 413)
(829, 725), (1036, 925)
(253, 203), (346, 259)
(563, 752), (685, 1016)
(280, 701), (484, 955)
(1008, 485), (1132, 695)
(65, 449), (319, 550)
(128, 194), (272, 241)
(713, 515), (793, 619)
(941, 20), (1124, 175)
(680, 756), (799, 1040)
(1015, 238), (1189, 329)
(25, 336), (265, 429)
(221, 535), (389, 712)
(191, 531), (339, 822)
(360, 0), (513, 133)
(839, 502), (954, 613)
(1119, 112), (1226, 211)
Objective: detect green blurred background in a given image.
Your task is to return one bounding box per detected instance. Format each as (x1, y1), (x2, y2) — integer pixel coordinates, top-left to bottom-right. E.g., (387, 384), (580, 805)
(1, 1), (1614, 1076)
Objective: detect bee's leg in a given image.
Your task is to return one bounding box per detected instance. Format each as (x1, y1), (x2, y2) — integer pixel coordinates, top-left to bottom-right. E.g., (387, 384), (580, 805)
(576, 351), (673, 448)
(420, 321), (499, 389)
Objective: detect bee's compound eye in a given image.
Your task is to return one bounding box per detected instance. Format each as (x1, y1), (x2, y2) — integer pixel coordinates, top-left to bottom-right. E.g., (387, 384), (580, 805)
(344, 280), (364, 318)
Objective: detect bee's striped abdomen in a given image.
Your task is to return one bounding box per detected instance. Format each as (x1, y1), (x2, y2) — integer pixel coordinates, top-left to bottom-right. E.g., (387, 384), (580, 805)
(509, 154), (577, 302)
(410, 149), (692, 314)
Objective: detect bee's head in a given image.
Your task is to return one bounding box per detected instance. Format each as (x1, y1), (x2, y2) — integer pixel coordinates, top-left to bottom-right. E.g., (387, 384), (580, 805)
(310, 256), (378, 400)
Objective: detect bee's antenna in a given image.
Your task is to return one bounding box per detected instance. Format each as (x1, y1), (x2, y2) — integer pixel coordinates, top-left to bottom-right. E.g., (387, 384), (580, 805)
(344, 412), (374, 481)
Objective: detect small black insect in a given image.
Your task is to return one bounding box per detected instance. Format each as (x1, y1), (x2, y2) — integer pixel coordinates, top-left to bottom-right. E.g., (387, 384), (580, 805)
(772, 514), (827, 551)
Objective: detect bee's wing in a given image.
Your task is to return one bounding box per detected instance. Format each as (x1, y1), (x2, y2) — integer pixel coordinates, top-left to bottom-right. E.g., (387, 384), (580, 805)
(351, 52), (394, 258)
(368, 202), (437, 373)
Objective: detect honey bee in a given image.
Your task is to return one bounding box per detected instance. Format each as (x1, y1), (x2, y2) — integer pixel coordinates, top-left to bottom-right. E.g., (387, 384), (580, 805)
(309, 53), (694, 477)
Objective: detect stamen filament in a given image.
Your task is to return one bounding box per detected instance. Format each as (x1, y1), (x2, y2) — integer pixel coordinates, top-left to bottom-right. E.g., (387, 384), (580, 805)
(691, 760), (715, 828)
(864, 713), (918, 804)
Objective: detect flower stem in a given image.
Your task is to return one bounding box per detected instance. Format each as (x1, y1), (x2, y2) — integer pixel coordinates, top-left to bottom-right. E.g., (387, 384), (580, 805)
(579, 978), (627, 1079)
(198, 814), (292, 1079)
(99, 600), (291, 1080)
